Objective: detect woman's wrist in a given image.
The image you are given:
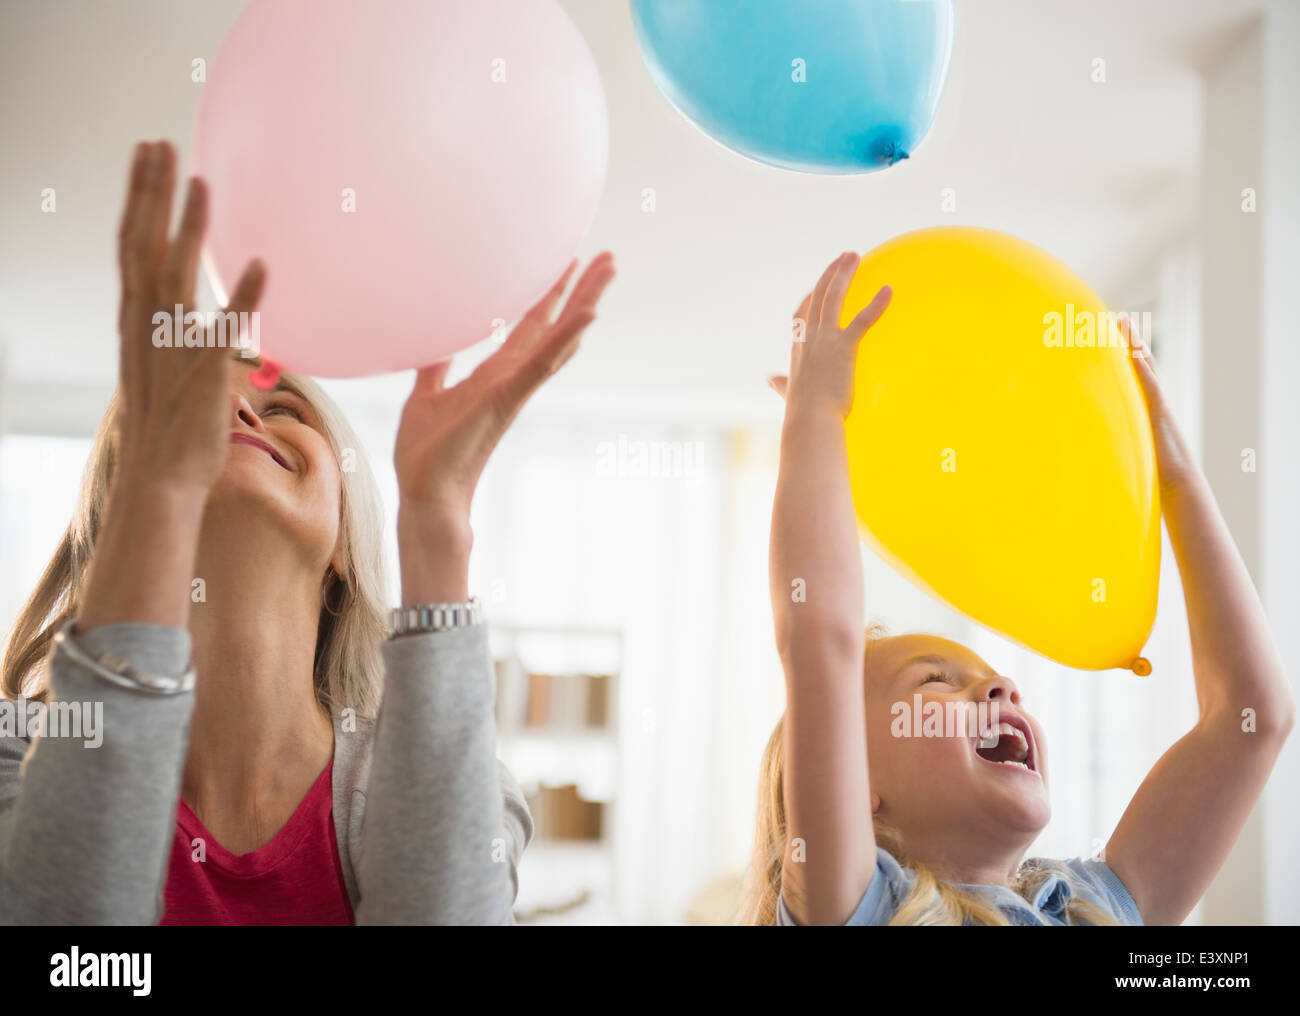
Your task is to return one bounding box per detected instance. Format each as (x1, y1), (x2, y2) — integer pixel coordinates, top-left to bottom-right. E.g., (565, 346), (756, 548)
(78, 475), (207, 632)
(396, 503), (474, 603)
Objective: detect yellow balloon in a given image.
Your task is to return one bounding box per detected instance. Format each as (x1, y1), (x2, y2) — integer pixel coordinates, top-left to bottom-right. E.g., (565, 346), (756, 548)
(840, 227), (1160, 671)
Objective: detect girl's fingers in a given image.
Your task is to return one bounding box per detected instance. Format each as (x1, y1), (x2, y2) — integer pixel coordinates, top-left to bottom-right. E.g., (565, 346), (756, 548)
(793, 291), (812, 326)
(768, 375), (789, 399)
(808, 253), (849, 328)
(158, 176), (208, 306)
(1120, 316), (1164, 412)
(822, 253), (861, 333)
(842, 285), (892, 343)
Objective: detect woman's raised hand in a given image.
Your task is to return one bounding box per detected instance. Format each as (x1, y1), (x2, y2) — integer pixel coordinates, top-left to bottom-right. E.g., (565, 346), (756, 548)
(392, 252), (616, 601)
(115, 139), (265, 494)
(80, 141), (266, 632)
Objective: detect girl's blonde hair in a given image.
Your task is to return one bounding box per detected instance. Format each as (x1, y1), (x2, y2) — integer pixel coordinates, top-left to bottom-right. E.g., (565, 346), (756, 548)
(1, 372), (390, 720)
(737, 624), (1118, 926)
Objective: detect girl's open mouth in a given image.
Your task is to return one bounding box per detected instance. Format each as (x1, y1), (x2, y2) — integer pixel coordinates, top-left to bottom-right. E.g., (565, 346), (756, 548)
(973, 719), (1039, 776)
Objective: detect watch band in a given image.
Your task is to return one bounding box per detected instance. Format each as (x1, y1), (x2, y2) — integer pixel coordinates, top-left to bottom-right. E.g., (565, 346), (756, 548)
(52, 617), (196, 696)
(389, 597), (482, 636)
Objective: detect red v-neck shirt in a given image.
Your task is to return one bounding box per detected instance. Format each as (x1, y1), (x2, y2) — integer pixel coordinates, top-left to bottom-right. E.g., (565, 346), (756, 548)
(160, 759), (355, 925)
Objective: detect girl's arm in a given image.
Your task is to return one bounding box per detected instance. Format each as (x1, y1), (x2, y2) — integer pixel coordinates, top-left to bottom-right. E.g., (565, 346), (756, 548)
(1104, 325), (1294, 925)
(364, 254), (614, 922)
(769, 253), (891, 925)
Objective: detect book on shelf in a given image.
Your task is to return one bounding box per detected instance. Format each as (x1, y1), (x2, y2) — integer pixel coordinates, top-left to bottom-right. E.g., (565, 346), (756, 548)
(525, 783), (605, 841)
(493, 656), (612, 732)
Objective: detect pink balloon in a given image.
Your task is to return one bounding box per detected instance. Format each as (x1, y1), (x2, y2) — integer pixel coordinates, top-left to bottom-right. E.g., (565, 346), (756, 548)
(193, 0), (608, 377)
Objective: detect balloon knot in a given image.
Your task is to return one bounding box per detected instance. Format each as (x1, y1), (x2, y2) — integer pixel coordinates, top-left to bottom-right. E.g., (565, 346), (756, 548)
(888, 147), (910, 166)
(1131, 657), (1151, 676)
(249, 358), (282, 391)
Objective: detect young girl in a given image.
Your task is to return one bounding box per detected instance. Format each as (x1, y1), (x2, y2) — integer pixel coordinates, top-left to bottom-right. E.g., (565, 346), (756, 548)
(742, 251), (1294, 926)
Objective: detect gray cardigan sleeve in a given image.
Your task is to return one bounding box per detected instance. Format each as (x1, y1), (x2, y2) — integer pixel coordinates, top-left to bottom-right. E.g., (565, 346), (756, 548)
(0, 624), (194, 925)
(356, 624), (533, 924)
(0, 621), (533, 925)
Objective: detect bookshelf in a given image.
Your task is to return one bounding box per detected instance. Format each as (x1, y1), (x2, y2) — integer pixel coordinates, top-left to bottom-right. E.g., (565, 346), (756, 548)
(490, 624), (622, 925)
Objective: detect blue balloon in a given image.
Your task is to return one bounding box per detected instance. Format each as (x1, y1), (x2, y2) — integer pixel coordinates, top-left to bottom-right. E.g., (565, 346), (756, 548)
(630, 0), (956, 174)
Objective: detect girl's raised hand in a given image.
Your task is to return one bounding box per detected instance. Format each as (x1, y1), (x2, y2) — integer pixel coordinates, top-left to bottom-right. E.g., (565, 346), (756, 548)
(768, 252), (891, 419)
(1119, 317), (1199, 498)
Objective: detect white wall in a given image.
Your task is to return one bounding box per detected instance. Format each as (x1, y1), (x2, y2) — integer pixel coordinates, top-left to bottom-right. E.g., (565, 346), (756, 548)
(1197, 3), (1300, 925)
(1259, 0), (1300, 927)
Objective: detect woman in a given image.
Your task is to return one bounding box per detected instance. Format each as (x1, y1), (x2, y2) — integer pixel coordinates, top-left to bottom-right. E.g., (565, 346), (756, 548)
(0, 139), (616, 924)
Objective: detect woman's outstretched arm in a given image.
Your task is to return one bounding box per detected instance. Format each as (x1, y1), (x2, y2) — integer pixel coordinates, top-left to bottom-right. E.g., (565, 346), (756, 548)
(768, 253), (891, 926)
(1105, 323), (1294, 926)
(357, 255), (614, 923)
(0, 140), (264, 923)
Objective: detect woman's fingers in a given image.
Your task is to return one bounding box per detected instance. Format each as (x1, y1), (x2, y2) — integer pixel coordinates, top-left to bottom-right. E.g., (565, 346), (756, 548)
(522, 262), (612, 385)
(117, 142), (151, 291)
(768, 375), (789, 399)
(843, 285), (892, 342)
(220, 259), (267, 353)
(503, 259), (579, 353)
(132, 141), (177, 275)
(224, 259), (267, 315)
(489, 255), (614, 419)
(158, 176), (208, 307)
(551, 252), (616, 332)
(534, 259), (580, 320)
(413, 359), (452, 397)
(501, 309), (597, 411)
(474, 253), (613, 384)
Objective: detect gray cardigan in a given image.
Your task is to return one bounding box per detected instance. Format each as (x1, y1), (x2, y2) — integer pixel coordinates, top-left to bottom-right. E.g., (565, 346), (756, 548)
(0, 621), (534, 924)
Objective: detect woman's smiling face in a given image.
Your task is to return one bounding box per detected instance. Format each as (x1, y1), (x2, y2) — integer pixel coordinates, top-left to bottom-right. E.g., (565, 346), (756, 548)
(208, 362), (343, 571)
(863, 633), (1051, 846)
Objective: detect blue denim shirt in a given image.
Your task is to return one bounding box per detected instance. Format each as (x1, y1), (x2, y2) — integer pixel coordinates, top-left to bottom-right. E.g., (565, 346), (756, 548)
(777, 846), (1143, 926)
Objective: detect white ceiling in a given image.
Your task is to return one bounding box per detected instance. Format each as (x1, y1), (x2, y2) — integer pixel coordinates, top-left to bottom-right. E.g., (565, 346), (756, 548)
(0, 0), (1263, 424)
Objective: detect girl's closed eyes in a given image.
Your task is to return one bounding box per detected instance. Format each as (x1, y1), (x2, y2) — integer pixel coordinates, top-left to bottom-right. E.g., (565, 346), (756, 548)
(746, 249), (1293, 929)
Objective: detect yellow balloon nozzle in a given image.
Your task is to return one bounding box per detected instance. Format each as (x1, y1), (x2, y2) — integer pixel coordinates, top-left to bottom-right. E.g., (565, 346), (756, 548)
(1131, 657), (1151, 677)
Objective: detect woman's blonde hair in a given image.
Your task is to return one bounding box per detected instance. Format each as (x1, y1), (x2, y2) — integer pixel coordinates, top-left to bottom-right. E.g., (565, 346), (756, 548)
(738, 624), (1118, 926)
(1, 372), (390, 720)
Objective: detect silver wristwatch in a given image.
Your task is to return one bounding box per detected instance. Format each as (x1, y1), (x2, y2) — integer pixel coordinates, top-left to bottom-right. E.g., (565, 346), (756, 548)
(53, 617), (196, 696)
(389, 597), (483, 636)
